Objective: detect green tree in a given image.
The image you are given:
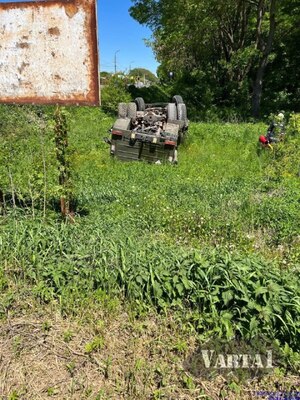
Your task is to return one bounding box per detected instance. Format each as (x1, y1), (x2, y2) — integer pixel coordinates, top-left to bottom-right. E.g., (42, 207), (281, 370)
(130, 0), (299, 118)
(262, 0), (300, 114)
(101, 75), (131, 115)
(128, 67), (158, 83)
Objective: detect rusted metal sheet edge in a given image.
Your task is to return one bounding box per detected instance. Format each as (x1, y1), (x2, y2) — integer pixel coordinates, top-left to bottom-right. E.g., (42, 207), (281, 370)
(0, 0), (100, 106)
(0, 98), (99, 106)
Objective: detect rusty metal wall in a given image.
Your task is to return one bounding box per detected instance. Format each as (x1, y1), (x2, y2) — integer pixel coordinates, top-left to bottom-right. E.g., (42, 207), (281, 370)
(0, 0), (99, 105)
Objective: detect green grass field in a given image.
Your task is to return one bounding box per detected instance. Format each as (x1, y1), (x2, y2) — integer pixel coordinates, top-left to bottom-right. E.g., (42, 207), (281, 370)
(0, 106), (299, 399)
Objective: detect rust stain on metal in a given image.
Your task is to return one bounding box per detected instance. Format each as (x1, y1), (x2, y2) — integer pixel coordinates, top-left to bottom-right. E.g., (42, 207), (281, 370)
(18, 62), (30, 74)
(16, 42), (30, 49)
(0, 0), (99, 106)
(48, 27), (60, 36)
(64, 3), (79, 18)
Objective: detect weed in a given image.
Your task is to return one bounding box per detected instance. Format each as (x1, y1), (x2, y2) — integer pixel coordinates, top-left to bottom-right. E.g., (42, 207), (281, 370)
(8, 391), (19, 400)
(173, 339), (188, 354)
(12, 335), (22, 358)
(47, 387), (55, 396)
(85, 336), (105, 354)
(94, 390), (106, 400)
(63, 330), (74, 343)
(66, 361), (76, 377)
(182, 373), (196, 390)
(42, 321), (52, 332)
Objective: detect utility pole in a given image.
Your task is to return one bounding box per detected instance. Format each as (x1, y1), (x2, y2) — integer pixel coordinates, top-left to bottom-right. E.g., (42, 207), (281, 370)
(114, 49), (120, 74)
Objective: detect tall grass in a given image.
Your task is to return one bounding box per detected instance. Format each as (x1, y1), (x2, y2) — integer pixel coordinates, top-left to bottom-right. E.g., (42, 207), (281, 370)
(0, 106), (299, 355)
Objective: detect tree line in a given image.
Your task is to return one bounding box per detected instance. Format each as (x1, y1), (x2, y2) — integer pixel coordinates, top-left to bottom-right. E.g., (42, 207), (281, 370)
(130, 0), (300, 118)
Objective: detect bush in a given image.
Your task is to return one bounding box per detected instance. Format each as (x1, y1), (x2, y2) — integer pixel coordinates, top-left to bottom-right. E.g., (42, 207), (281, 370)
(265, 113), (300, 178)
(101, 75), (132, 115)
(127, 84), (170, 103)
(287, 113), (300, 136)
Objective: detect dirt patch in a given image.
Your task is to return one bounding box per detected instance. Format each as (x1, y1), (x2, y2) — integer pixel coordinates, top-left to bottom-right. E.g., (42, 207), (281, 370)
(0, 308), (298, 399)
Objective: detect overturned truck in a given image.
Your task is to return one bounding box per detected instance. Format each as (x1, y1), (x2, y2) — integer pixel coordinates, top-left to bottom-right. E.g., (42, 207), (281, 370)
(106, 96), (188, 163)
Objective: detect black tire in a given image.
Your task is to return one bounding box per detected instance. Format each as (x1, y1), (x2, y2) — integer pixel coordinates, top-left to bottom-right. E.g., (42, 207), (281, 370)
(172, 95), (184, 105)
(127, 102), (137, 119)
(135, 97), (145, 111)
(167, 103), (177, 120)
(118, 103), (128, 118)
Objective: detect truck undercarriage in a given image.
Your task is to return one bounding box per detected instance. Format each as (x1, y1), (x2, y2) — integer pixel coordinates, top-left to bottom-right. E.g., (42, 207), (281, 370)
(106, 96), (188, 164)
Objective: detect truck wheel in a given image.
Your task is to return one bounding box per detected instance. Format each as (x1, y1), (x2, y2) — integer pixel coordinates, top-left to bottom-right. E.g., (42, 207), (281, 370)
(177, 103), (187, 124)
(135, 97), (145, 111)
(177, 132), (184, 146)
(172, 95), (184, 105)
(167, 103), (177, 121)
(173, 149), (178, 164)
(168, 148), (178, 164)
(118, 103), (128, 118)
(127, 102), (137, 119)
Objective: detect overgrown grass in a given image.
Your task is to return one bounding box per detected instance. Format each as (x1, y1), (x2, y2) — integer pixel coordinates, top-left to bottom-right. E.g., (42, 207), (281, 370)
(0, 106), (300, 397)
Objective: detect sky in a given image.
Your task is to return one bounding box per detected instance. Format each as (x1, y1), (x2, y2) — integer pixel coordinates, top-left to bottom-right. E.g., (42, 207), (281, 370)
(98, 0), (159, 75)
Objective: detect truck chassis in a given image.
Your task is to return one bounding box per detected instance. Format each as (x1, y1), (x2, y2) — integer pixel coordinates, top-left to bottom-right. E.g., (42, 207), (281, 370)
(106, 96), (188, 164)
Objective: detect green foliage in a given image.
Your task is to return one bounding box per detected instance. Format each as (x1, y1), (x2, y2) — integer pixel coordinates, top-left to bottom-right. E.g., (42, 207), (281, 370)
(101, 75), (132, 115)
(8, 391), (20, 400)
(0, 106), (299, 363)
(85, 336), (105, 353)
(287, 113), (300, 136)
(54, 106), (73, 211)
(182, 373), (195, 390)
(127, 83), (170, 103)
(262, 1), (300, 114)
(63, 330), (74, 343)
(128, 67), (158, 83)
(0, 105), (59, 214)
(130, 0), (300, 117)
(2, 217), (299, 348)
(265, 114), (300, 179)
